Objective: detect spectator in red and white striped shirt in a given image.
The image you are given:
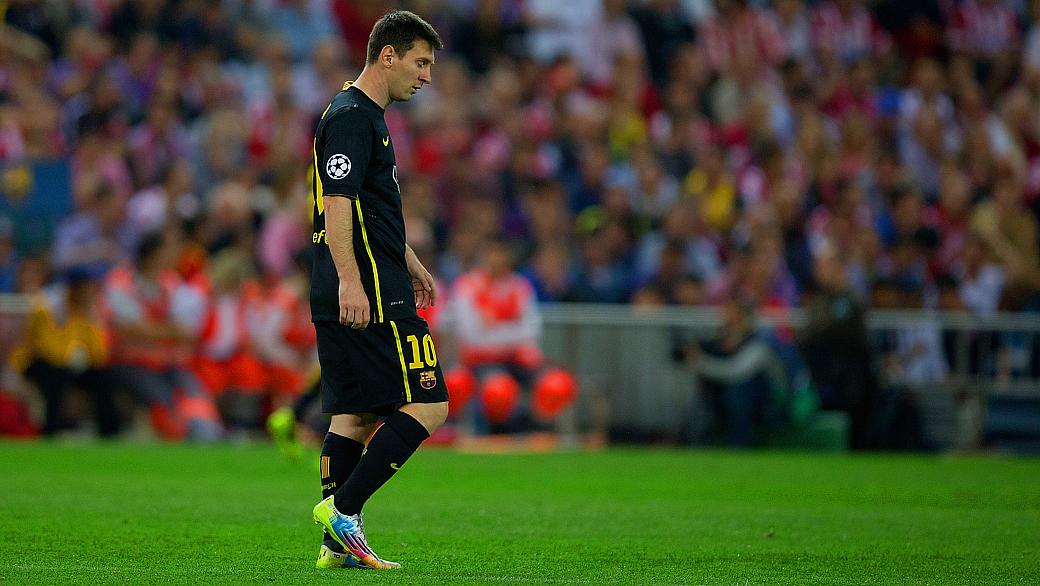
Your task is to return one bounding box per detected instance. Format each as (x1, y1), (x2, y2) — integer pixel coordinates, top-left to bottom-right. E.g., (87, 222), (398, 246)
(947, 0), (1020, 58)
(811, 0), (892, 66)
(947, 0), (1021, 95)
(698, 0), (788, 75)
(775, 0), (813, 65)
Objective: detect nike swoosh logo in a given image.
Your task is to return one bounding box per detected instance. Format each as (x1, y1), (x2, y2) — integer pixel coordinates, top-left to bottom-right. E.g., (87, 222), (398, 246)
(382, 137), (390, 147)
(390, 462), (400, 470)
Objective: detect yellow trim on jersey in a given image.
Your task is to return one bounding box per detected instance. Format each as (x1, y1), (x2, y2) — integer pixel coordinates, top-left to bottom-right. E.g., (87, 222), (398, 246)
(353, 198), (383, 323)
(390, 321), (412, 403)
(312, 138), (324, 215)
(312, 102), (335, 216)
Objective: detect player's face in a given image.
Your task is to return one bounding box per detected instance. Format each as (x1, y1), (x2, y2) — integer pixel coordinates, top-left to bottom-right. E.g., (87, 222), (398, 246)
(389, 40), (434, 102)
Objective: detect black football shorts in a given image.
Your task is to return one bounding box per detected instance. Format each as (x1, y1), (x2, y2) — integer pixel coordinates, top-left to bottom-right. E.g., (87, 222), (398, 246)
(315, 316), (448, 415)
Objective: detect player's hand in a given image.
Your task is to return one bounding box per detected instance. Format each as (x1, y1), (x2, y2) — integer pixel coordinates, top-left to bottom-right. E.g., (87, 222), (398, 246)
(412, 275), (435, 310)
(339, 280), (370, 329)
(406, 249), (436, 309)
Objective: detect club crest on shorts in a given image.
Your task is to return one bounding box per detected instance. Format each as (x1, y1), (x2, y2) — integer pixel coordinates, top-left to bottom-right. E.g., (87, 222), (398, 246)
(419, 370), (437, 390)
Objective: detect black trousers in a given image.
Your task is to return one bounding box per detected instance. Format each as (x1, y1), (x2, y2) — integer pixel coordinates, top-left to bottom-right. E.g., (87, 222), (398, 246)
(24, 359), (120, 437)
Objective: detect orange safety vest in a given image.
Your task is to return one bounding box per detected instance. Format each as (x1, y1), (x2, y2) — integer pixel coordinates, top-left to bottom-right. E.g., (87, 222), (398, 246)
(454, 269), (542, 368)
(102, 266), (192, 369)
(247, 282), (313, 396)
(192, 281), (267, 395)
(266, 283), (316, 354)
(198, 293), (252, 360)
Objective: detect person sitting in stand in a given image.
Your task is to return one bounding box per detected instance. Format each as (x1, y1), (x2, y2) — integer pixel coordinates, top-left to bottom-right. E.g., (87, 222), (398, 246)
(9, 266), (119, 437)
(192, 249), (270, 433)
(102, 229), (222, 441)
(448, 238), (576, 432)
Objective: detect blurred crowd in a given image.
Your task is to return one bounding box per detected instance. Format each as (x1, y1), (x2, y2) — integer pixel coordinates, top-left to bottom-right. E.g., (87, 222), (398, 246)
(2, 0), (1040, 440)
(2, 0), (1039, 311)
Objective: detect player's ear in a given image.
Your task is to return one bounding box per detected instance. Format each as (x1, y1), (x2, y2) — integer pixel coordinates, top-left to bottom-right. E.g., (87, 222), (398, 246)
(380, 45), (395, 68)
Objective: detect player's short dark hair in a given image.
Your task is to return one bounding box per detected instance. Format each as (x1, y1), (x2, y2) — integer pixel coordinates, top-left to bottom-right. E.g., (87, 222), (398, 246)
(366, 10), (442, 65)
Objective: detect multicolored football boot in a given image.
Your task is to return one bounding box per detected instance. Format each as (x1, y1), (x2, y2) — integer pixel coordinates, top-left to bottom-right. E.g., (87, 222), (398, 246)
(315, 543), (369, 569)
(312, 496), (401, 570)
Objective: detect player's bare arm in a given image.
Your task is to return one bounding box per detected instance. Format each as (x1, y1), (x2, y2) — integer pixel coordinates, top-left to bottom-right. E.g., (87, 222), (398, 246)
(404, 244), (436, 309)
(324, 195), (370, 329)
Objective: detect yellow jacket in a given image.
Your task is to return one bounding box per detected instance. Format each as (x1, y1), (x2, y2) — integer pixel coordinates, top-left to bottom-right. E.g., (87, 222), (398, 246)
(10, 293), (108, 372)
(684, 169), (737, 232)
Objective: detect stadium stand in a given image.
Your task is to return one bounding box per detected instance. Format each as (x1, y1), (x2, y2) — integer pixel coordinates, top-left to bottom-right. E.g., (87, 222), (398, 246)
(1, 0), (1039, 450)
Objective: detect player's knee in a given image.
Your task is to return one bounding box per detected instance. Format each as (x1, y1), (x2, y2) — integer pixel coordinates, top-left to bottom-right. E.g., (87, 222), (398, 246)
(401, 401), (448, 434)
(329, 413), (379, 442)
(419, 401), (448, 432)
(428, 401), (449, 430)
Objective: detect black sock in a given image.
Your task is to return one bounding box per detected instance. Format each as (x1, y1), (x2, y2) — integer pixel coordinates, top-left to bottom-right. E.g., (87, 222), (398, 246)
(320, 432), (365, 550)
(333, 411), (430, 515)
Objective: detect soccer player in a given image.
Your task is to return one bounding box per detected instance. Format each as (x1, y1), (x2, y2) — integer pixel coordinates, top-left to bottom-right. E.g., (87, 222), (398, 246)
(308, 10), (448, 571)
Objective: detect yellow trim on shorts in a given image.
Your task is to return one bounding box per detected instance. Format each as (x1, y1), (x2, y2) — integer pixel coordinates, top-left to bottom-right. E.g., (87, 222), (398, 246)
(353, 198), (383, 323)
(389, 321), (412, 403)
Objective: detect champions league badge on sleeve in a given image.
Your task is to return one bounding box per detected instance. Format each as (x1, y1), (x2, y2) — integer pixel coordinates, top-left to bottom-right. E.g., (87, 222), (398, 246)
(326, 154), (351, 179)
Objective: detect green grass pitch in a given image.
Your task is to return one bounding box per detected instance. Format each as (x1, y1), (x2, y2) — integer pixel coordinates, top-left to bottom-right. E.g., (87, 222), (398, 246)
(1, 442), (1038, 585)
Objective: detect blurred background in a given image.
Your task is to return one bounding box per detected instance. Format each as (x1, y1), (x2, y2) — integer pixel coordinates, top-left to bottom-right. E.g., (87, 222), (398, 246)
(1, 0), (1039, 454)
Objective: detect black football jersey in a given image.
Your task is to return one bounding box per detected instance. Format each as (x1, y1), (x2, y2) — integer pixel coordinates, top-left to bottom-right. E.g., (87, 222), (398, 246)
(309, 85), (415, 323)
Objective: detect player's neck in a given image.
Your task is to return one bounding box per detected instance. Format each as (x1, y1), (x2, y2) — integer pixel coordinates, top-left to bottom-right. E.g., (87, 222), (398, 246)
(352, 69), (391, 109)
